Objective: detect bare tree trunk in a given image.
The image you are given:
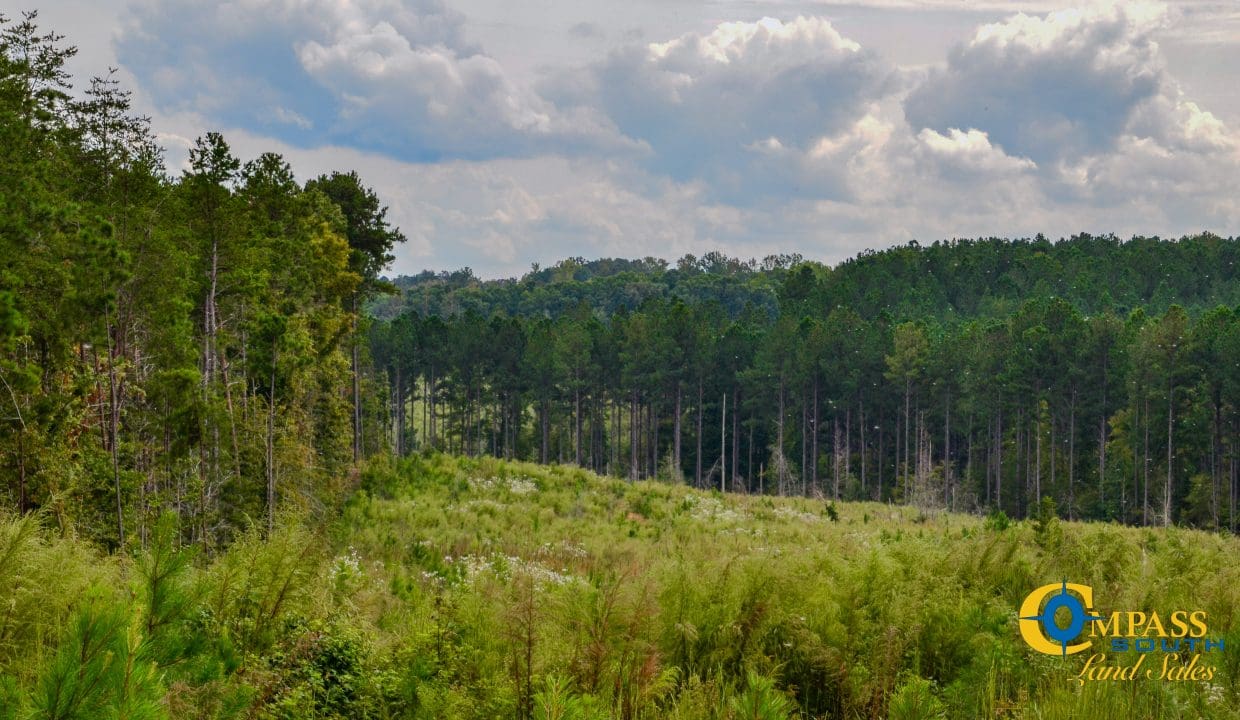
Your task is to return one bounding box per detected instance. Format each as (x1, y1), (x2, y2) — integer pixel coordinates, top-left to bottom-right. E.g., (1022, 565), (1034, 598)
(1068, 389), (1076, 520)
(747, 415), (754, 493)
(696, 381), (703, 487)
(17, 430), (26, 514)
(845, 405), (851, 498)
(205, 238), (218, 389)
(352, 296), (361, 463)
(801, 395), (808, 496)
(732, 388), (740, 491)
(631, 390), (638, 481)
(833, 415), (841, 499)
(1099, 413), (1107, 510)
(650, 401), (658, 478)
(903, 379), (911, 499)
(1143, 396), (1150, 525)
(1035, 401), (1042, 503)
(943, 391), (950, 510)
(1050, 406), (1056, 503)
(219, 352), (242, 483)
(877, 416), (884, 502)
(674, 383), (682, 480)
(398, 364), (406, 456)
(429, 367), (437, 449)
(966, 412), (974, 505)
(1129, 397), (1139, 523)
(1099, 354), (1109, 507)
(1213, 401), (1222, 528)
(811, 377), (818, 493)
(990, 414), (998, 506)
(720, 392), (727, 493)
(996, 404), (1003, 509)
(392, 364), (400, 457)
(1024, 408), (1031, 514)
(107, 324), (124, 547)
(777, 375), (786, 495)
(859, 396), (867, 495)
(266, 356), (277, 536)
(542, 400), (550, 465)
(1225, 423), (1235, 530)
(1165, 381), (1173, 527)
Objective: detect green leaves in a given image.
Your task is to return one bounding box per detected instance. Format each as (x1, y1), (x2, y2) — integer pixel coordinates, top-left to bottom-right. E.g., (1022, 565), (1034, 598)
(303, 171), (405, 288)
(885, 322), (929, 385)
(0, 7), (396, 547)
(729, 670), (794, 720)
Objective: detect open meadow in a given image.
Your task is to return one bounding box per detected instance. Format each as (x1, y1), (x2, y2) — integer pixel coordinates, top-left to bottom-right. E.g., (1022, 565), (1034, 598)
(4, 455), (1239, 719)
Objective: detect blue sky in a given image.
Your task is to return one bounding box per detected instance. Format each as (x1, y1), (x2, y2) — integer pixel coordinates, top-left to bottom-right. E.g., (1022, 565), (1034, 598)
(23, 0), (1240, 277)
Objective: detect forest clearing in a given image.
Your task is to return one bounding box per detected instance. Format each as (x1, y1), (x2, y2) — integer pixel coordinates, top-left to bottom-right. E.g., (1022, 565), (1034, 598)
(3, 454), (1239, 719)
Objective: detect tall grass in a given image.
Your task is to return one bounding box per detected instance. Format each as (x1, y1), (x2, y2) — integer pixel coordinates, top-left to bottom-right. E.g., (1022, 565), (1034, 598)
(3, 456), (1240, 718)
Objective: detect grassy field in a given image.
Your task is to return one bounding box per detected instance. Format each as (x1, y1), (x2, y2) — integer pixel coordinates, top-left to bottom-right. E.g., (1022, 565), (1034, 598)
(3, 455), (1240, 719)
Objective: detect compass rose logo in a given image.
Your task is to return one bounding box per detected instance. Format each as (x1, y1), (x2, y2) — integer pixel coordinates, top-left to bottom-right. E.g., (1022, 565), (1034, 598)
(1018, 581), (1104, 656)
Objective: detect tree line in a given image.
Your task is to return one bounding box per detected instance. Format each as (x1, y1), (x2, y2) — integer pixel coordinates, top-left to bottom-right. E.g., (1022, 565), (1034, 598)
(0, 12), (404, 548)
(369, 253), (1240, 531)
(371, 234), (1240, 323)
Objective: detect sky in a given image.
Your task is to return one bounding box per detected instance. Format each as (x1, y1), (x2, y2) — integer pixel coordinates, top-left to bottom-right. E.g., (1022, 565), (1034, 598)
(15, 0), (1240, 278)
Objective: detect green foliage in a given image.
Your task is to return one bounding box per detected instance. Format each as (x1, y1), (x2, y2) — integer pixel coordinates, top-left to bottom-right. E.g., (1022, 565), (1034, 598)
(0, 11), (388, 548)
(1032, 496), (1063, 549)
(0, 512), (113, 682)
(984, 509), (1011, 532)
(886, 675), (945, 720)
(201, 521), (325, 656)
(8, 10), (1240, 720)
(4, 454), (1240, 719)
(30, 600), (167, 720)
(364, 250), (1240, 537)
(304, 170), (405, 287)
(730, 671), (793, 720)
(332, 455), (1240, 720)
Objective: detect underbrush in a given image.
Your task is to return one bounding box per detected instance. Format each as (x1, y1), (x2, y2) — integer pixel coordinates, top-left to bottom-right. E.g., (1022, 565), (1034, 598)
(3, 454), (1239, 718)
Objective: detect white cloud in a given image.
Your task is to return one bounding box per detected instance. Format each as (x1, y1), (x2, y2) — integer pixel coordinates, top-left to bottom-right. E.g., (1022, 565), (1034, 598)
(271, 106), (312, 129)
(117, 0), (625, 161)
(550, 16), (891, 202)
(917, 127), (1037, 176)
(103, 0), (1240, 278)
(905, 2), (1169, 164)
(900, 1), (1240, 229)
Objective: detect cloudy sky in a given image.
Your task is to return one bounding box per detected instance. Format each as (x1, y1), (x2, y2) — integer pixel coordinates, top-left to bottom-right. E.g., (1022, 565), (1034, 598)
(21, 0), (1240, 277)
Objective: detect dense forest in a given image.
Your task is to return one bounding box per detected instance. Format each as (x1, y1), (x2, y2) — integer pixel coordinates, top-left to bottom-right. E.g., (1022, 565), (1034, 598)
(0, 12), (404, 548)
(371, 235), (1240, 322)
(369, 238), (1240, 531)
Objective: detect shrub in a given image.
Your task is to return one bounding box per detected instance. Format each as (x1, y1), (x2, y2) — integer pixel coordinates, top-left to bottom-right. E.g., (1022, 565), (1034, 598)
(886, 675), (945, 720)
(729, 671), (793, 720)
(983, 509), (1011, 532)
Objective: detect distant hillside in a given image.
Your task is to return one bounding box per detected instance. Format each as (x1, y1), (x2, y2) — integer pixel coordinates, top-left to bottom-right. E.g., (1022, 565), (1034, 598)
(373, 234), (1240, 322)
(370, 252), (791, 321)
